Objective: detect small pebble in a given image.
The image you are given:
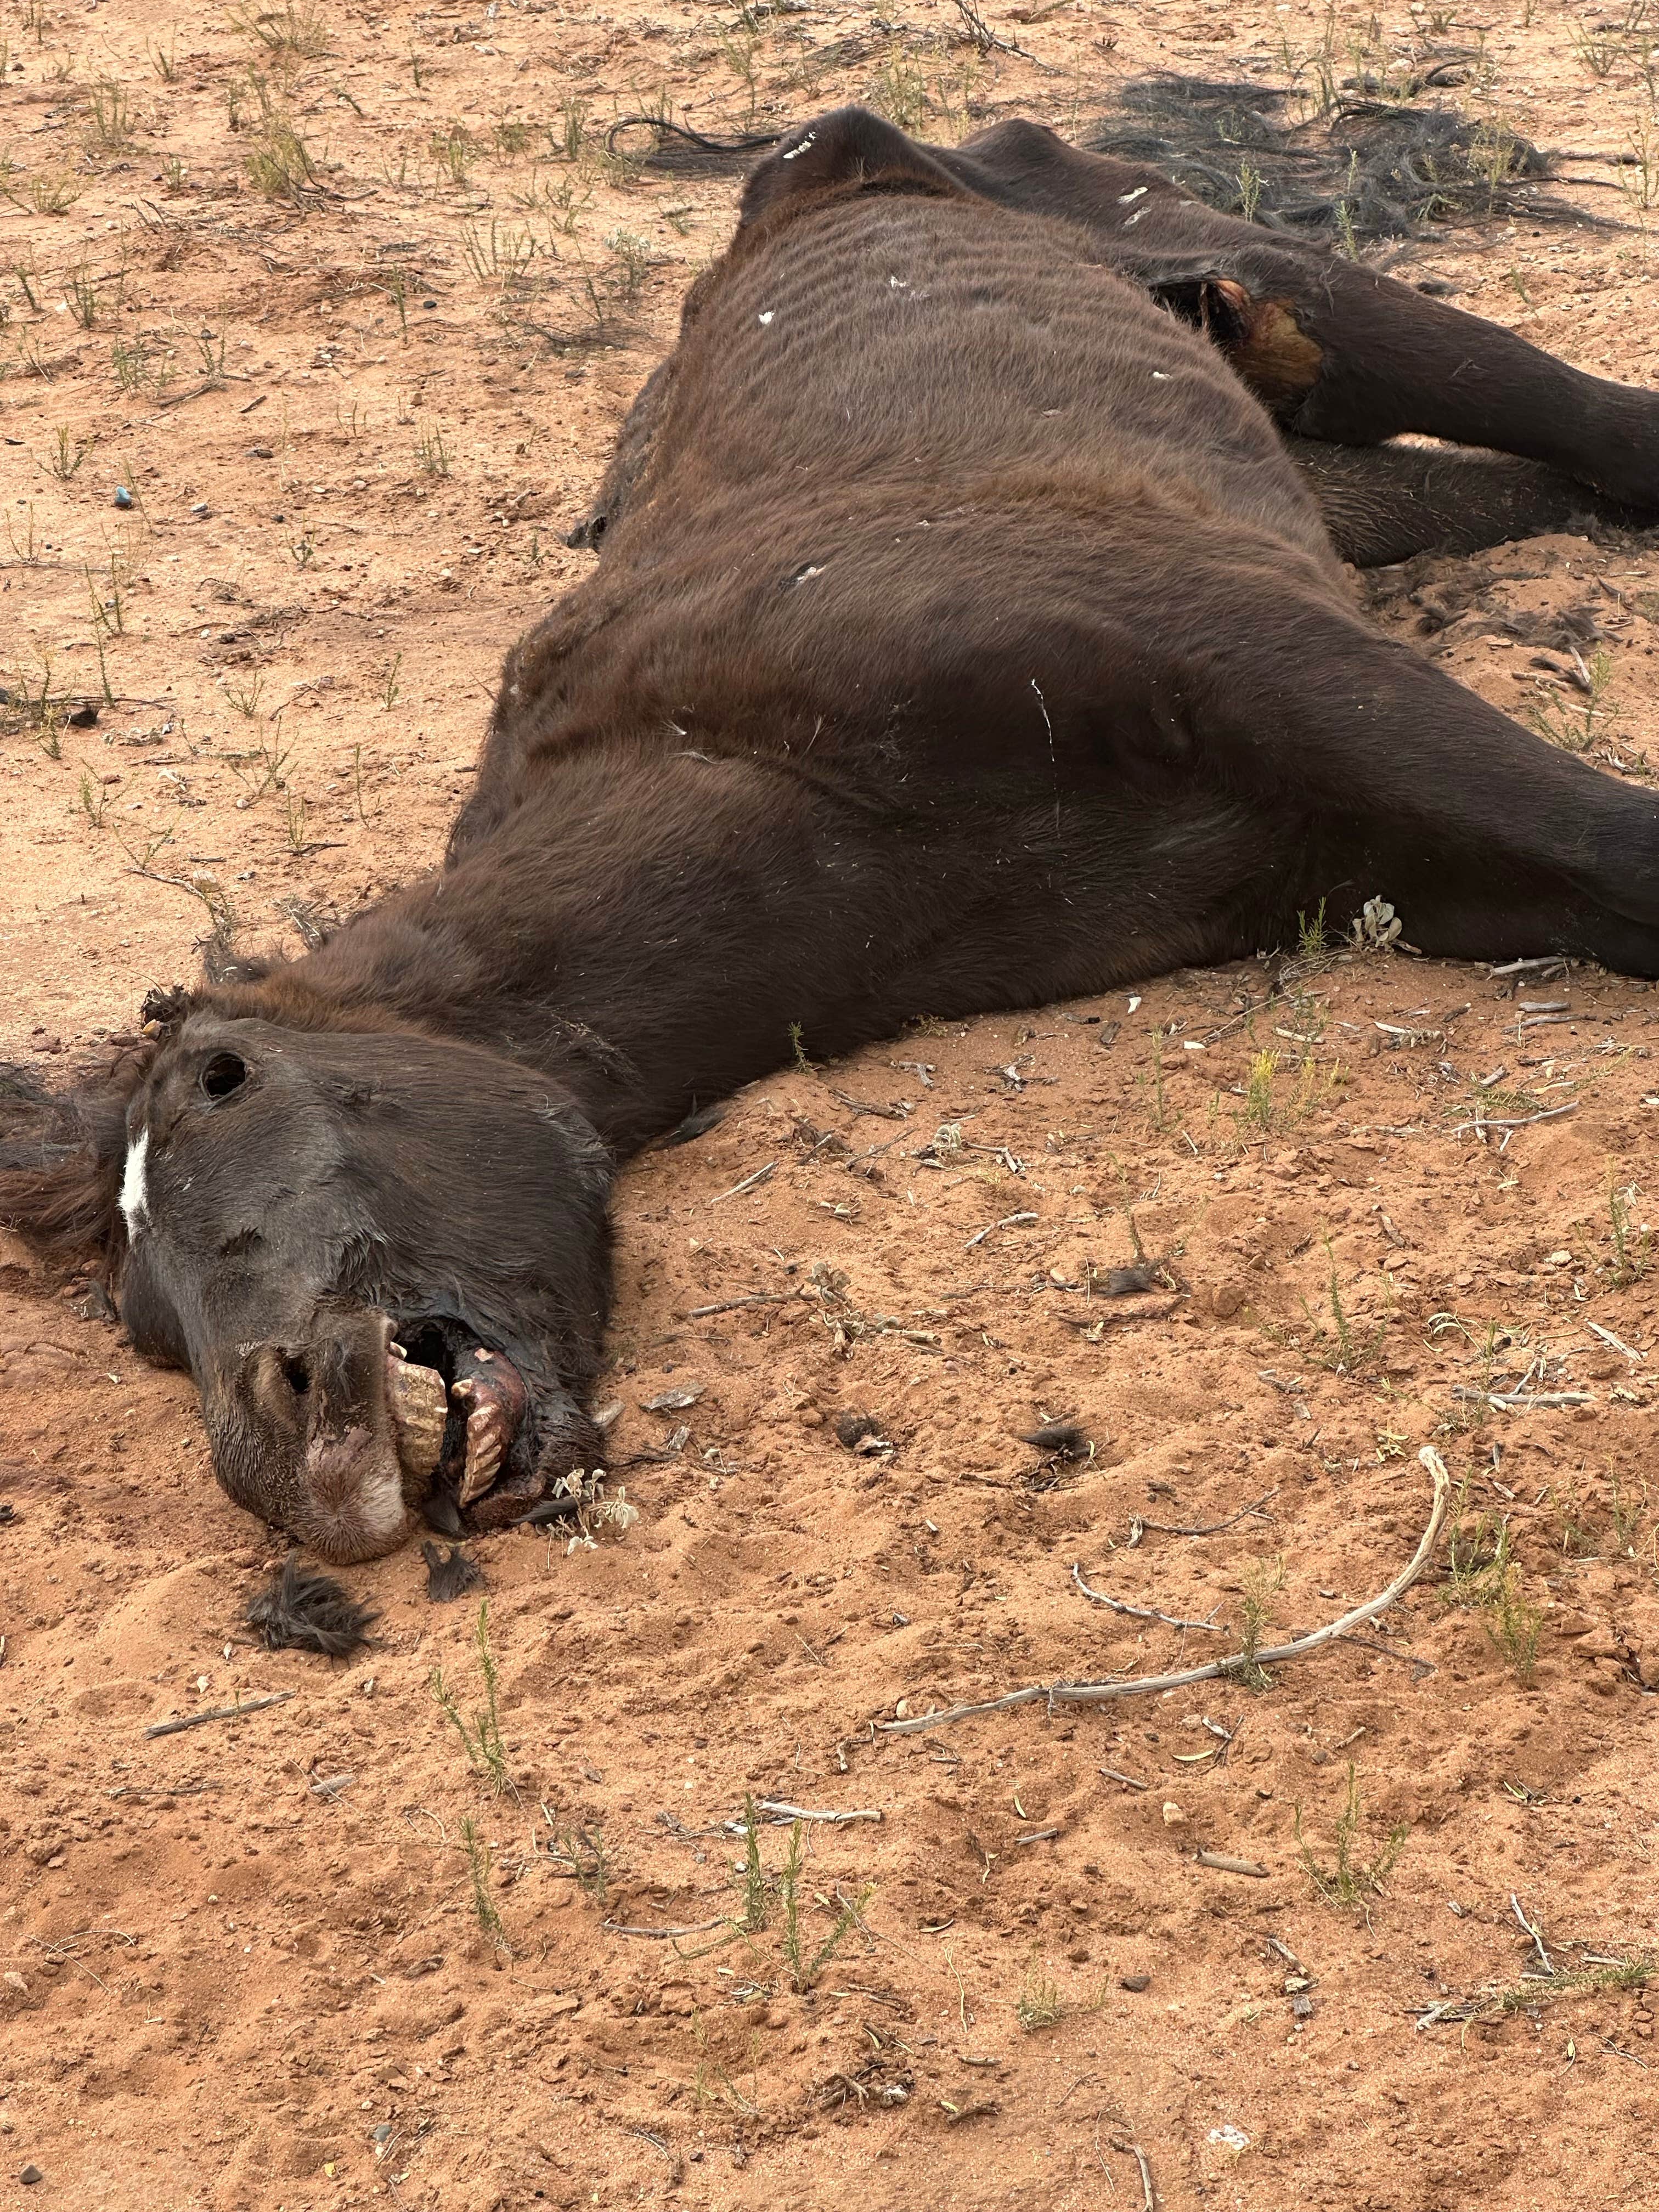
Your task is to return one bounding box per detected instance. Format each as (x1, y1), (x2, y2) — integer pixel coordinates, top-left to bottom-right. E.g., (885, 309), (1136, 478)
(20, 2166), (42, 2187)
(113, 486), (132, 508)
(1120, 1973), (1151, 1993)
(249, 444), (273, 459)
(189, 501), (209, 518)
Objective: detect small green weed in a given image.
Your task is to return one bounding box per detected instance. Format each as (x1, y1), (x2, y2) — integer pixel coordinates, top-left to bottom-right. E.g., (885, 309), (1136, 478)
(78, 765), (109, 826)
(1233, 1552), (1284, 1690)
(1302, 1233), (1386, 1375)
(778, 1818), (869, 1993)
(539, 1806), (610, 1901)
(1607, 1171), (1651, 1284)
(84, 78), (134, 150)
(1294, 1763), (1408, 1908)
(1523, 650), (1615, 753)
(230, 1), (333, 62)
(1017, 1954), (1065, 2031)
(430, 1599), (514, 1796)
(460, 1815), (506, 1943)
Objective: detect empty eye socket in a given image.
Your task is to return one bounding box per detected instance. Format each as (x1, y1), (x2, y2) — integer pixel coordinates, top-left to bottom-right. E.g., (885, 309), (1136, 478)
(279, 1351), (312, 1397)
(200, 1051), (249, 1103)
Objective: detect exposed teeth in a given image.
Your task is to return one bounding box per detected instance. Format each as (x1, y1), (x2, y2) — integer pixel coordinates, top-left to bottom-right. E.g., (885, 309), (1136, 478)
(457, 1395), (507, 1506)
(385, 1352), (445, 1479)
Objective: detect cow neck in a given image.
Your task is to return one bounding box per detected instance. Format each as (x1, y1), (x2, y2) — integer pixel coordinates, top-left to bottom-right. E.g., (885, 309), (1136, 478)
(211, 740), (905, 1161)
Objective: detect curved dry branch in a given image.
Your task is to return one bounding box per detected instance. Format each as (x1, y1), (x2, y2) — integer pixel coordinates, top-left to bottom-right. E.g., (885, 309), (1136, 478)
(878, 1448), (1452, 1737)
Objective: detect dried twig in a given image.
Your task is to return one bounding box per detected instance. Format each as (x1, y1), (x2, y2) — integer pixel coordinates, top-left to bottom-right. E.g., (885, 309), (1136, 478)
(1070, 1563), (1224, 1633)
(1587, 1321), (1644, 1362)
(1511, 1894), (1554, 1974)
(1195, 1851), (1268, 1877)
(1126, 1488), (1278, 1543)
(604, 1916), (727, 1939)
(879, 1449), (1451, 1735)
(1126, 2140), (1156, 2210)
(709, 1161), (775, 1204)
(1448, 1100), (1578, 1135)
(145, 1691), (294, 1738)
(727, 1799), (883, 1829)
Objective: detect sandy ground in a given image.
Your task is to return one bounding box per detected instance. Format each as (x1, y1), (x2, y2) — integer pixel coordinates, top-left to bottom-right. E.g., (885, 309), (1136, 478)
(3, 2), (1659, 2207)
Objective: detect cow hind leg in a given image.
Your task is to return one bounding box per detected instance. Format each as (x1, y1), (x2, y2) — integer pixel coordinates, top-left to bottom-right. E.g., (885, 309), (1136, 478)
(949, 114), (1659, 509)
(1136, 556), (1659, 969)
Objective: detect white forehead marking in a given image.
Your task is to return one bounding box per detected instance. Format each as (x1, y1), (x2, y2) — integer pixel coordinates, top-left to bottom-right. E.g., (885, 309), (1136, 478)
(119, 1128), (151, 1239)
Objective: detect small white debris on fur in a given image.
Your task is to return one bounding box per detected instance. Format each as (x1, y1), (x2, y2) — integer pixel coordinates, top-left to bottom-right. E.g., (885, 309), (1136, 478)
(888, 275), (909, 289)
(119, 1128), (151, 1238)
(781, 131), (816, 161)
(1152, 370), (1170, 380)
(1118, 185), (1148, 204)
(1124, 206), (1148, 226)
(758, 310), (775, 326)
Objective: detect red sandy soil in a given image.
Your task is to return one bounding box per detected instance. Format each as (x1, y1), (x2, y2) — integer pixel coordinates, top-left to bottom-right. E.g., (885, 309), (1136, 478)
(2, 4), (1658, 2208)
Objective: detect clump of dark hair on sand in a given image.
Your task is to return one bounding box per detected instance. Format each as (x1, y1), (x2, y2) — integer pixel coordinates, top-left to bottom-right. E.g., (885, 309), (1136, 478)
(246, 1558), (379, 1658)
(1019, 1423), (1093, 1461)
(422, 1541), (486, 1604)
(1081, 75), (1571, 240)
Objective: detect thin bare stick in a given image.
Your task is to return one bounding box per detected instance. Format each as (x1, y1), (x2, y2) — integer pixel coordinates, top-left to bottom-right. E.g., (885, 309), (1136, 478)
(603, 1916), (726, 1939)
(1195, 1851), (1268, 1877)
(879, 1449), (1452, 1735)
(1127, 2141), (1156, 2211)
(1448, 1101), (1578, 1136)
(1126, 1488), (1278, 1543)
(145, 1690), (294, 1738)
(685, 1293), (788, 1318)
(709, 1161), (775, 1204)
(1070, 1564), (1225, 1633)
(1511, 1894), (1554, 1974)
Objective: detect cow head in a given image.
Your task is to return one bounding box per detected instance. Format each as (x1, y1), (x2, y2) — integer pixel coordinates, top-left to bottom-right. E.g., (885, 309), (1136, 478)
(0, 1008), (613, 1562)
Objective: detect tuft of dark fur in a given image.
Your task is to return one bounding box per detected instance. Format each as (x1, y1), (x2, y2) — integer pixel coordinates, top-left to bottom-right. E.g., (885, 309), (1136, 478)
(246, 1556), (379, 1657)
(422, 1541), (485, 1602)
(833, 1411), (885, 1450)
(1082, 75), (1570, 240)
(513, 1493), (582, 1527)
(1020, 1422), (1093, 1461)
(1101, 1263), (1162, 1296)
(422, 1486), (465, 1538)
(657, 1099), (730, 1149)
(607, 114), (781, 175)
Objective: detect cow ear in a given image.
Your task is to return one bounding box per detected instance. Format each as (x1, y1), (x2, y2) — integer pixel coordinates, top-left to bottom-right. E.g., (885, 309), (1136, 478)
(0, 1046), (153, 1276)
(140, 983), (196, 1036)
